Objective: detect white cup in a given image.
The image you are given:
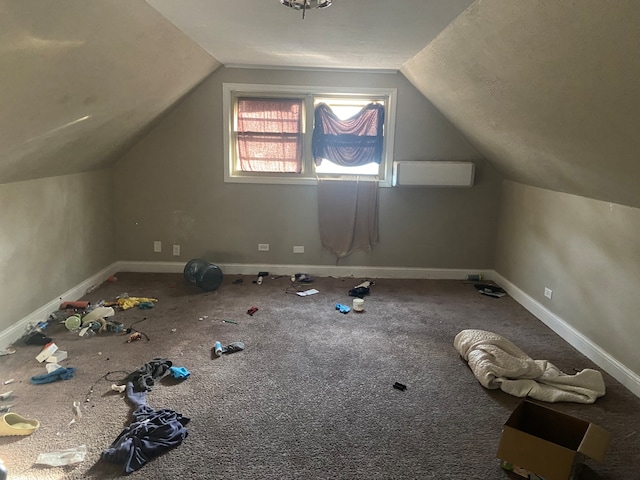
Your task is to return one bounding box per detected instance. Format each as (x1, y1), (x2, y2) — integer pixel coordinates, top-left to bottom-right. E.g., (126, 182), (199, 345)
(352, 298), (365, 312)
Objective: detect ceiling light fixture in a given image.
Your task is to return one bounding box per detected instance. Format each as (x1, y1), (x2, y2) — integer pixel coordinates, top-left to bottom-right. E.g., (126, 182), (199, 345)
(280, 0), (333, 20)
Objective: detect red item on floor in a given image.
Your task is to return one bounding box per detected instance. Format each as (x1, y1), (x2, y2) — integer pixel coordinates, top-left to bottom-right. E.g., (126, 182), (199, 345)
(59, 301), (90, 310)
(247, 306), (258, 316)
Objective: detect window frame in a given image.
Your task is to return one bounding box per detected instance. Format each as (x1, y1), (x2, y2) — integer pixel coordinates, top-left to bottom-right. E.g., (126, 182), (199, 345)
(223, 83), (397, 187)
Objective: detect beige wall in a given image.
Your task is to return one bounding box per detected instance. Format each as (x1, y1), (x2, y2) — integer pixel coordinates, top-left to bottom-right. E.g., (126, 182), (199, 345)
(0, 170), (115, 333)
(113, 67), (502, 269)
(496, 181), (640, 375)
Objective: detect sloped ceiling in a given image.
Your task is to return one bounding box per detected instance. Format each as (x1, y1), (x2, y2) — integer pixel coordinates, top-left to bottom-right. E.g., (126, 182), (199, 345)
(402, 0), (640, 208)
(6, 0), (638, 209)
(146, 0), (475, 70)
(0, 0), (220, 184)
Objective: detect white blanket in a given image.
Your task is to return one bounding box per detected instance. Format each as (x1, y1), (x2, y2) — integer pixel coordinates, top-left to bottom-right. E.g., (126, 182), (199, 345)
(454, 329), (606, 403)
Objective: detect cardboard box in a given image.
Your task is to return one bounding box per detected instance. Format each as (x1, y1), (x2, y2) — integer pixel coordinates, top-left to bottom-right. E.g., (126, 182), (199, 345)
(45, 350), (68, 363)
(497, 400), (610, 480)
(35, 342), (58, 363)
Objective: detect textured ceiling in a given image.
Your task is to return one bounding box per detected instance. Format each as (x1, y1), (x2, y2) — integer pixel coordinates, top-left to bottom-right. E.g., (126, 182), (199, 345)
(0, 0), (219, 184)
(145, 0), (475, 70)
(402, 0), (640, 208)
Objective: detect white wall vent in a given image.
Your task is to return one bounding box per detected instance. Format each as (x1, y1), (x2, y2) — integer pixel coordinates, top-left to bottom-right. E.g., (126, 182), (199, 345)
(392, 161), (475, 187)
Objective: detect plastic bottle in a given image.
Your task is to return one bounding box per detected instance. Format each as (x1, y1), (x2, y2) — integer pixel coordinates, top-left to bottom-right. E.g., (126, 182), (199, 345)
(106, 321), (125, 333)
(214, 341), (223, 357)
(78, 326), (95, 338)
(88, 321), (102, 331)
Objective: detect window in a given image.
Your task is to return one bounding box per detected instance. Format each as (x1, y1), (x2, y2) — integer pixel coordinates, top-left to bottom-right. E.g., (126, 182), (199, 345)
(236, 97), (303, 173)
(223, 83), (397, 186)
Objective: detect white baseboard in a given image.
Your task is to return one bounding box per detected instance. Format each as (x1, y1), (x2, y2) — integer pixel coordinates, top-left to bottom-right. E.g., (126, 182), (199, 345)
(117, 261), (185, 273)
(117, 260), (493, 280)
(0, 261), (487, 349)
(493, 272), (640, 398)
(0, 262), (120, 350)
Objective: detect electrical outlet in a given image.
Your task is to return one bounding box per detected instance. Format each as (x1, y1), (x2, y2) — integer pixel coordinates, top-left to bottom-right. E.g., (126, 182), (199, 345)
(153, 241), (161, 253)
(293, 246), (304, 254)
(544, 287), (553, 299)
(258, 243), (269, 252)
(173, 245), (180, 256)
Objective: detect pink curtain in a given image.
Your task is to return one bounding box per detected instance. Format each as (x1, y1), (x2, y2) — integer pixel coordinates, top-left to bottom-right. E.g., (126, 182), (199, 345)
(237, 98), (303, 173)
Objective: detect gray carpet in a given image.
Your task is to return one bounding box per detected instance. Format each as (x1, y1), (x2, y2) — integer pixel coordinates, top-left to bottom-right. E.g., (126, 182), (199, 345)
(1, 273), (639, 479)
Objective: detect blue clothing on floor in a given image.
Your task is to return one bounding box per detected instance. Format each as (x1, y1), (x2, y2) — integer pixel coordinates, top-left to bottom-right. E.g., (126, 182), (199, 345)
(30, 367), (76, 384)
(169, 366), (190, 380)
(101, 382), (189, 474)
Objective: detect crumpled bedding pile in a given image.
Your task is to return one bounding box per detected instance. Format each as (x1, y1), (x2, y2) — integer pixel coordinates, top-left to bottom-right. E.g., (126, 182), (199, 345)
(454, 329), (606, 403)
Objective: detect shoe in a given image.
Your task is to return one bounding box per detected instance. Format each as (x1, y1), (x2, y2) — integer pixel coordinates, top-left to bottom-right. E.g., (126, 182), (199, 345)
(222, 342), (245, 354)
(0, 413), (40, 436)
(348, 287), (370, 298)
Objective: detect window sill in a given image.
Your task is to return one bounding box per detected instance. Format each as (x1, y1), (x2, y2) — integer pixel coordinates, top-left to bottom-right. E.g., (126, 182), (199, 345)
(224, 174), (392, 187)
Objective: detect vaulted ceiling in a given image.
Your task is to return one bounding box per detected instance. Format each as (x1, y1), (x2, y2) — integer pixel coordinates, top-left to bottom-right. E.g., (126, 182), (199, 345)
(0, 1), (219, 184)
(402, 0), (640, 208)
(2, 0), (639, 208)
(145, 0), (475, 71)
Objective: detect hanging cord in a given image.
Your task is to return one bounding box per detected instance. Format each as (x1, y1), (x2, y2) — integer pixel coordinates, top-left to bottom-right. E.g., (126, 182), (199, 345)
(84, 370), (130, 403)
(285, 274), (316, 294)
(285, 283), (309, 295)
(125, 316), (150, 342)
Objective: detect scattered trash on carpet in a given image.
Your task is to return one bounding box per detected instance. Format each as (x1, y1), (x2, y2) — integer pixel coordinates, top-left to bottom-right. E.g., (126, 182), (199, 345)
(36, 444), (86, 467)
(474, 283), (506, 298)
